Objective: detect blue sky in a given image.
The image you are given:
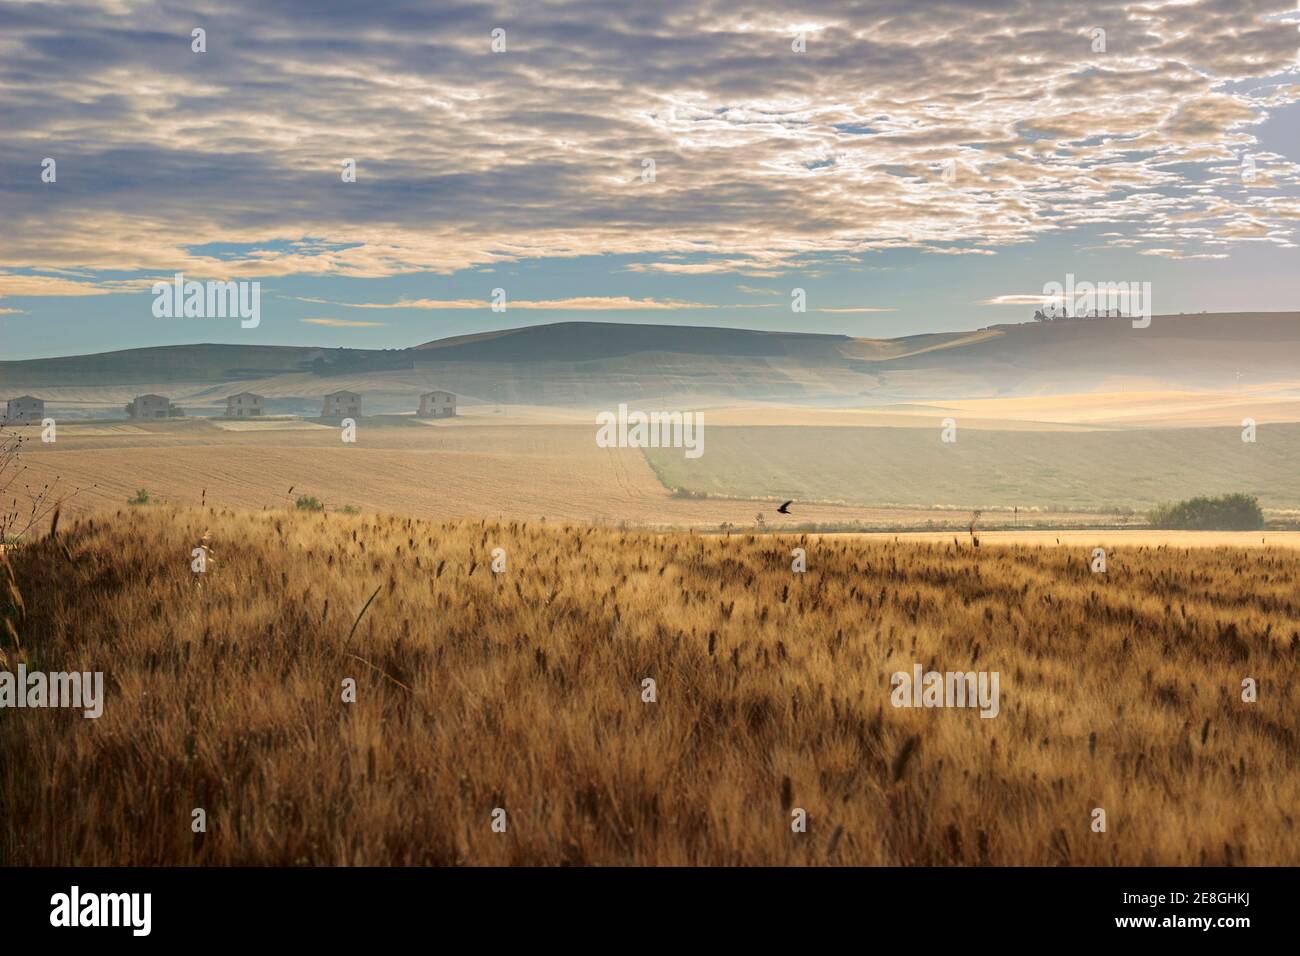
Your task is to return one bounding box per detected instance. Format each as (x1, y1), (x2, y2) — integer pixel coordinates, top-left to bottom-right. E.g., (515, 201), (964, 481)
(2, 0), (1298, 359)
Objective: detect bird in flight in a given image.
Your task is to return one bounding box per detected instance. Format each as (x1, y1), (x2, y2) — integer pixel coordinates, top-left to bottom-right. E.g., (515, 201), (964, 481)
(777, 500), (793, 514)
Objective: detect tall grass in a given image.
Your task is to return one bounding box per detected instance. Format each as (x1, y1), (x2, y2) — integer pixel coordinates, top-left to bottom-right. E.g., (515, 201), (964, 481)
(1, 506), (1297, 865)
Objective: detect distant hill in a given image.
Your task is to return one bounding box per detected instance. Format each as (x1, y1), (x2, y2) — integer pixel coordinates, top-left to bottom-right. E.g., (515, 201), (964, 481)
(874, 313), (1300, 394)
(3, 314), (1297, 412)
(411, 321), (851, 362)
(0, 344), (326, 387)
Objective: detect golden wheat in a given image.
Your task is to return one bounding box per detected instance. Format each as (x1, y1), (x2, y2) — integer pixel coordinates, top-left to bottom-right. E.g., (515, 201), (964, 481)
(1, 506), (1297, 865)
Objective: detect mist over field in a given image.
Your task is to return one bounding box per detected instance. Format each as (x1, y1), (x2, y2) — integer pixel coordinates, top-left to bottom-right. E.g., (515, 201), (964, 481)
(2, 312), (1298, 531)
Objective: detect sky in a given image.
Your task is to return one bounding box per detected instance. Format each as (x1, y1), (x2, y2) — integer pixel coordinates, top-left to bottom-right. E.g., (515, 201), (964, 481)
(1, 0), (1299, 359)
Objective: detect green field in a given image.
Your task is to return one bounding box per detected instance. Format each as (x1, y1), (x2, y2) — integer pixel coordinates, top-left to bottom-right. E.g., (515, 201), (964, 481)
(644, 423), (1300, 514)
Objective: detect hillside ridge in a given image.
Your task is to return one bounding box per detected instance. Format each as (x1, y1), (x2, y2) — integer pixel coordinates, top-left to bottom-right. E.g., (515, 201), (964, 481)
(3, 313), (1297, 408)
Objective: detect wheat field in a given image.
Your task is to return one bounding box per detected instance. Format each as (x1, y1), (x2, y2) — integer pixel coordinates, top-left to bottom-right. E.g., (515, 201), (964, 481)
(1, 506), (1297, 865)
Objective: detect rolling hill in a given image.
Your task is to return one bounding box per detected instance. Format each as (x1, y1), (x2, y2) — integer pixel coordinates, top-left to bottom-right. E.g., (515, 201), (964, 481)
(3, 313), (1298, 414)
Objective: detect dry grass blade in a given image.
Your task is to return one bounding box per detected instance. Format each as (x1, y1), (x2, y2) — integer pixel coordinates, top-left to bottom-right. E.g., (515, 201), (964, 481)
(891, 734), (921, 783)
(347, 584), (383, 643)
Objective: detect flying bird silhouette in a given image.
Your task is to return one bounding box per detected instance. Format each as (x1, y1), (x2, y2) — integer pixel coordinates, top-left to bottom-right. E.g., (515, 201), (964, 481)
(777, 500), (793, 514)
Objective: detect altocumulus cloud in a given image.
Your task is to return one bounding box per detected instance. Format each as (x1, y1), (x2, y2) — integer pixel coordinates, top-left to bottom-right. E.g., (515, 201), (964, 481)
(0, 0), (1298, 282)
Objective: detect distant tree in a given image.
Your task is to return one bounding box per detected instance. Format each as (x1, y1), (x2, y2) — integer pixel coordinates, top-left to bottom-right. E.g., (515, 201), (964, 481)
(1149, 493), (1265, 531)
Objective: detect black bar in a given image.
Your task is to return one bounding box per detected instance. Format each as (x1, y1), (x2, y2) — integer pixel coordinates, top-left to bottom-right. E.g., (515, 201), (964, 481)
(0, 866), (1278, 942)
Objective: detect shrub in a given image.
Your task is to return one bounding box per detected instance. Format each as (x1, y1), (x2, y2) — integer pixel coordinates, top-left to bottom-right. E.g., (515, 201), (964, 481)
(670, 487), (709, 500)
(337, 504), (360, 515)
(127, 489), (150, 505)
(1149, 493), (1265, 531)
(295, 495), (324, 512)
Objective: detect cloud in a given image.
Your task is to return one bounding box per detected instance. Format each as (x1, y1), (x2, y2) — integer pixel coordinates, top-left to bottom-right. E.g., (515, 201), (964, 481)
(0, 273), (114, 297)
(296, 296), (722, 311)
(0, 0), (1297, 279)
(626, 259), (787, 277)
(985, 286), (1155, 307)
(815, 307), (896, 313)
(1138, 249), (1231, 260)
(982, 294), (1056, 306)
(300, 317), (387, 327)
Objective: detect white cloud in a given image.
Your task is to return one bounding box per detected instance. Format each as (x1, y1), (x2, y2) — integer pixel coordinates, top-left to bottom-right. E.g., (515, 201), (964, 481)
(300, 317), (387, 327)
(296, 296), (722, 311)
(815, 307), (897, 314)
